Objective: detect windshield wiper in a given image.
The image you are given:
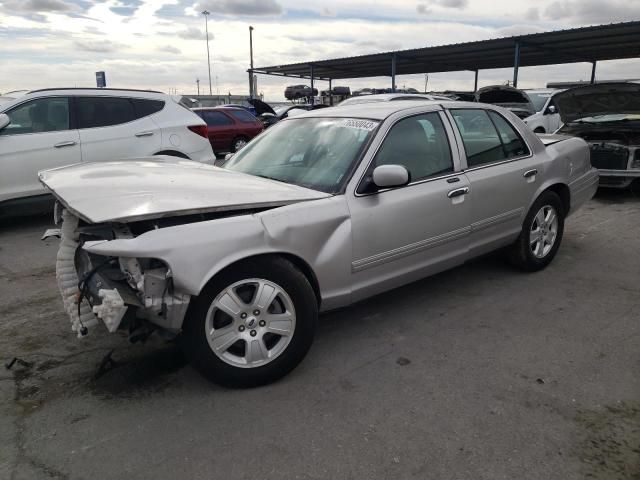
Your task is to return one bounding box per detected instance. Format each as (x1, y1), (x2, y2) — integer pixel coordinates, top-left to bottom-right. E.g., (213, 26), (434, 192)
(254, 174), (287, 183)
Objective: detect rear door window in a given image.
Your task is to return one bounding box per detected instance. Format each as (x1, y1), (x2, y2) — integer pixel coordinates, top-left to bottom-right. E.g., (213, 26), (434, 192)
(229, 109), (257, 123)
(451, 109), (506, 167)
(1, 97), (70, 135)
(77, 97), (135, 129)
(201, 111), (234, 126)
(487, 111), (530, 159)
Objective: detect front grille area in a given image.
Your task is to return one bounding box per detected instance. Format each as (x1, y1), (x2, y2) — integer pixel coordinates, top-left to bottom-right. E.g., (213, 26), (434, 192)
(589, 144), (629, 170)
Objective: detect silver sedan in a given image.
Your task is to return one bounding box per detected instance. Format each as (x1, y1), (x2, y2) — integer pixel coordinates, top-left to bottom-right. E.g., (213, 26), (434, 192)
(41, 101), (599, 387)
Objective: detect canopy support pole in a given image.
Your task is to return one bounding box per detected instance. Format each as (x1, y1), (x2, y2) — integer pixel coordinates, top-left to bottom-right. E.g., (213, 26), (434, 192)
(310, 65), (314, 105)
(474, 70), (479, 92)
(591, 61), (597, 84)
(329, 78), (333, 106)
(391, 54), (397, 93)
(513, 41), (520, 88)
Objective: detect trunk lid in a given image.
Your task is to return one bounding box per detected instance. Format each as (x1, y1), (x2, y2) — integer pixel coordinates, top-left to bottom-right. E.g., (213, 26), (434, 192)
(553, 82), (640, 124)
(39, 157), (330, 224)
(475, 85), (536, 118)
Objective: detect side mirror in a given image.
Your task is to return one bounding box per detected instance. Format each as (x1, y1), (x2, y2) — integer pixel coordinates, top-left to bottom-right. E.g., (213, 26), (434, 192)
(0, 113), (10, 131)
(545, 105), (557, 115)
(372, 164), (410, 189)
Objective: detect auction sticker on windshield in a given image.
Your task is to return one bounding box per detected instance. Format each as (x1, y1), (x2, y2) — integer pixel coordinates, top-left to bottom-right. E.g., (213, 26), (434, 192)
(339, 119), (378, 130)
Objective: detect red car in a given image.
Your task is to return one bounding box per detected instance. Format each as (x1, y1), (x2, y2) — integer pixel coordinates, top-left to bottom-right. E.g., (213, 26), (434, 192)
(192, 107), (263, 153)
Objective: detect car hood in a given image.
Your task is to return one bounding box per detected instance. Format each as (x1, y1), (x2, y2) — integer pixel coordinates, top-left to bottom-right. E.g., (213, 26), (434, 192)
(39, 157), (330, 224)
(553, 82), (640, 124)
(247, 98), (276, 116)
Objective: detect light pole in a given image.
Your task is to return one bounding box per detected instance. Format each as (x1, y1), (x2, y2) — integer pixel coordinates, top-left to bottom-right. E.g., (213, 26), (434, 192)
(196, 78), (200, 95)
(248, 26), (254, 99)
(202, 10), (212, 95)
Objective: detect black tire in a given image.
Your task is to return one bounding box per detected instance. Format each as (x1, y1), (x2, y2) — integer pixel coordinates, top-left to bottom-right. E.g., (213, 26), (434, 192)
(230, 136), (248, 153)
(507, 190), (565, 271)
(182, 257), (318, 388)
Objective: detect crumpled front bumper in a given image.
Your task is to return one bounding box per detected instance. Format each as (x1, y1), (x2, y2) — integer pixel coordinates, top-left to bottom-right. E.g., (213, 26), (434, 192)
(54, 210), (190, 338)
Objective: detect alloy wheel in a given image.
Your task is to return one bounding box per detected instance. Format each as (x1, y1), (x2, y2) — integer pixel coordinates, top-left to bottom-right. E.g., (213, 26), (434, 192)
(529, 205), (558, 259)
(205, 278), (296, 368)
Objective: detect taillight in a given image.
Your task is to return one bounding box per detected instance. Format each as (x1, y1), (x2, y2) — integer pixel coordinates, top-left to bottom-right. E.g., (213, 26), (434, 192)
(188, 125), (208, 138)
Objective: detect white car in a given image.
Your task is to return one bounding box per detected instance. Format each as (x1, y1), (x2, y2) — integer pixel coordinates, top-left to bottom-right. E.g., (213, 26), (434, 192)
(0, 88), (214, 215)
(523, 89), (563, 133)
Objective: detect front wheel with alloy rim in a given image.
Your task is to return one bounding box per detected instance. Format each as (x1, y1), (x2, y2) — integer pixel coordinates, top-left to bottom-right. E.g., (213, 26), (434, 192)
(508, 190), (565, 271)
(182, 257), (317, 388)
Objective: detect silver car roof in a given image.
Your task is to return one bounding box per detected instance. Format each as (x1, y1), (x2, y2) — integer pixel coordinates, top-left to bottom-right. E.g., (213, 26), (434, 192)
(288, 100), (477, 121)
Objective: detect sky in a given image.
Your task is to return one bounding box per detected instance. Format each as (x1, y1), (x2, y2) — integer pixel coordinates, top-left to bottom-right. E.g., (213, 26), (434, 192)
(1, 0), (639, 101)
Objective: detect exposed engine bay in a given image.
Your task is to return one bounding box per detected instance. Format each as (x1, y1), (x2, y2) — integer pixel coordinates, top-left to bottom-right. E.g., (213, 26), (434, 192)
(54, 210), (190, 341)
(557, 125), (640, 188)
(52, 206), (272, 341)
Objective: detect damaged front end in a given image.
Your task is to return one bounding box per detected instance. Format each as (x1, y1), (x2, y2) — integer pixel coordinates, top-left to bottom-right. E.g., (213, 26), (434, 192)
(558, 126), (640, 188)
(55, 210), (190, 340)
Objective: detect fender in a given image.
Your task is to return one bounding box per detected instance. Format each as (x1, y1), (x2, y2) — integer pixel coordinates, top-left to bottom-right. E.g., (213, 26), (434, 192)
(83, 196), (354, 311)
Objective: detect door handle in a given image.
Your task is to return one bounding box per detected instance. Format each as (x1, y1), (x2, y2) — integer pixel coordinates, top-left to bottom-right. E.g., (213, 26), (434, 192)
(135, 131), (154, 137)
(523, 169), (538, 178)
(447, 186), (469, 198)
(54, 141), (76, 148)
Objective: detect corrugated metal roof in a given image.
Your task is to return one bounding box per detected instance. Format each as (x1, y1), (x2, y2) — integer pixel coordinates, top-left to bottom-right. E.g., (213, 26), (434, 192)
(253, 21), (640, 80)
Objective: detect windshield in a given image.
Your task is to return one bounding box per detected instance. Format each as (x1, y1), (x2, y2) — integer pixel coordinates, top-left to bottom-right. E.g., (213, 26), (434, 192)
(526, 92), (553, 112)
(225, 117), (379, 193)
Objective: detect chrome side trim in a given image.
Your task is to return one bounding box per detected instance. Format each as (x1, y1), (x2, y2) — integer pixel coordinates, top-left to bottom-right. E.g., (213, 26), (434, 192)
(352, 225), (471, 272)
(471, 208), (524, 233)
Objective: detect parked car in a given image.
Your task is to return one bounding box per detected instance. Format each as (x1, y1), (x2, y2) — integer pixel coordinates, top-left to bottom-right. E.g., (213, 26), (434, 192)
(441, 91), (476, 102)
(522, 89), (563, 133)
(352, 88), (374, 96)
(220, 103), (257, 115)
(0, 88), (213, 216)
(338, 93), (452, 106)
(320, 86), (351, 97)
(284, 85), (318, 100)
(248, 99), (327, 128)
(475, 85), (536, 120)
(192, 107), (263, 153)
(40, 101), (597, 388)
(555, 82), (640, 188)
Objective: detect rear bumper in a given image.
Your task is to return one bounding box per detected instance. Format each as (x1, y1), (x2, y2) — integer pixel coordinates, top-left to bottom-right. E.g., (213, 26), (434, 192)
(188, 145), (216, 165)
(569, 168), (599, 216)
(597, 168), (639, 188)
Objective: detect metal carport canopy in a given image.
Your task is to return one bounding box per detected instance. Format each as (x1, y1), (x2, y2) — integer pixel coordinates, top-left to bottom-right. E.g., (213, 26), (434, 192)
(253, 21), (640, 81)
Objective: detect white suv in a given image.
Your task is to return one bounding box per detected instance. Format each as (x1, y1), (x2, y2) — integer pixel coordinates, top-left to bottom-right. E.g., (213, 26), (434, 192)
(522, 89), (563, 133)
(0, 88), (214, 215)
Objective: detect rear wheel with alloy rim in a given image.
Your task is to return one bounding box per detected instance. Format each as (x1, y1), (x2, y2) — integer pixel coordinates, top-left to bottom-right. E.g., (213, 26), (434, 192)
(508, 190), (565, 271)
(182, 257), (317, 388)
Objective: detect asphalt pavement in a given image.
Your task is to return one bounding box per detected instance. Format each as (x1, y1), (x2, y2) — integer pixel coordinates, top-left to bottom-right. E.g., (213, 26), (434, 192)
(1, 189), (638, 480)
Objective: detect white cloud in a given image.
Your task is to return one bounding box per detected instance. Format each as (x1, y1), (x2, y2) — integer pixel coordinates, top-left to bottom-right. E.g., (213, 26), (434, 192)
(194, 0), (282, 16)
(74, 40), (127, 53)
(1, 0), (639, 101)
(159, 44), (182, 54)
